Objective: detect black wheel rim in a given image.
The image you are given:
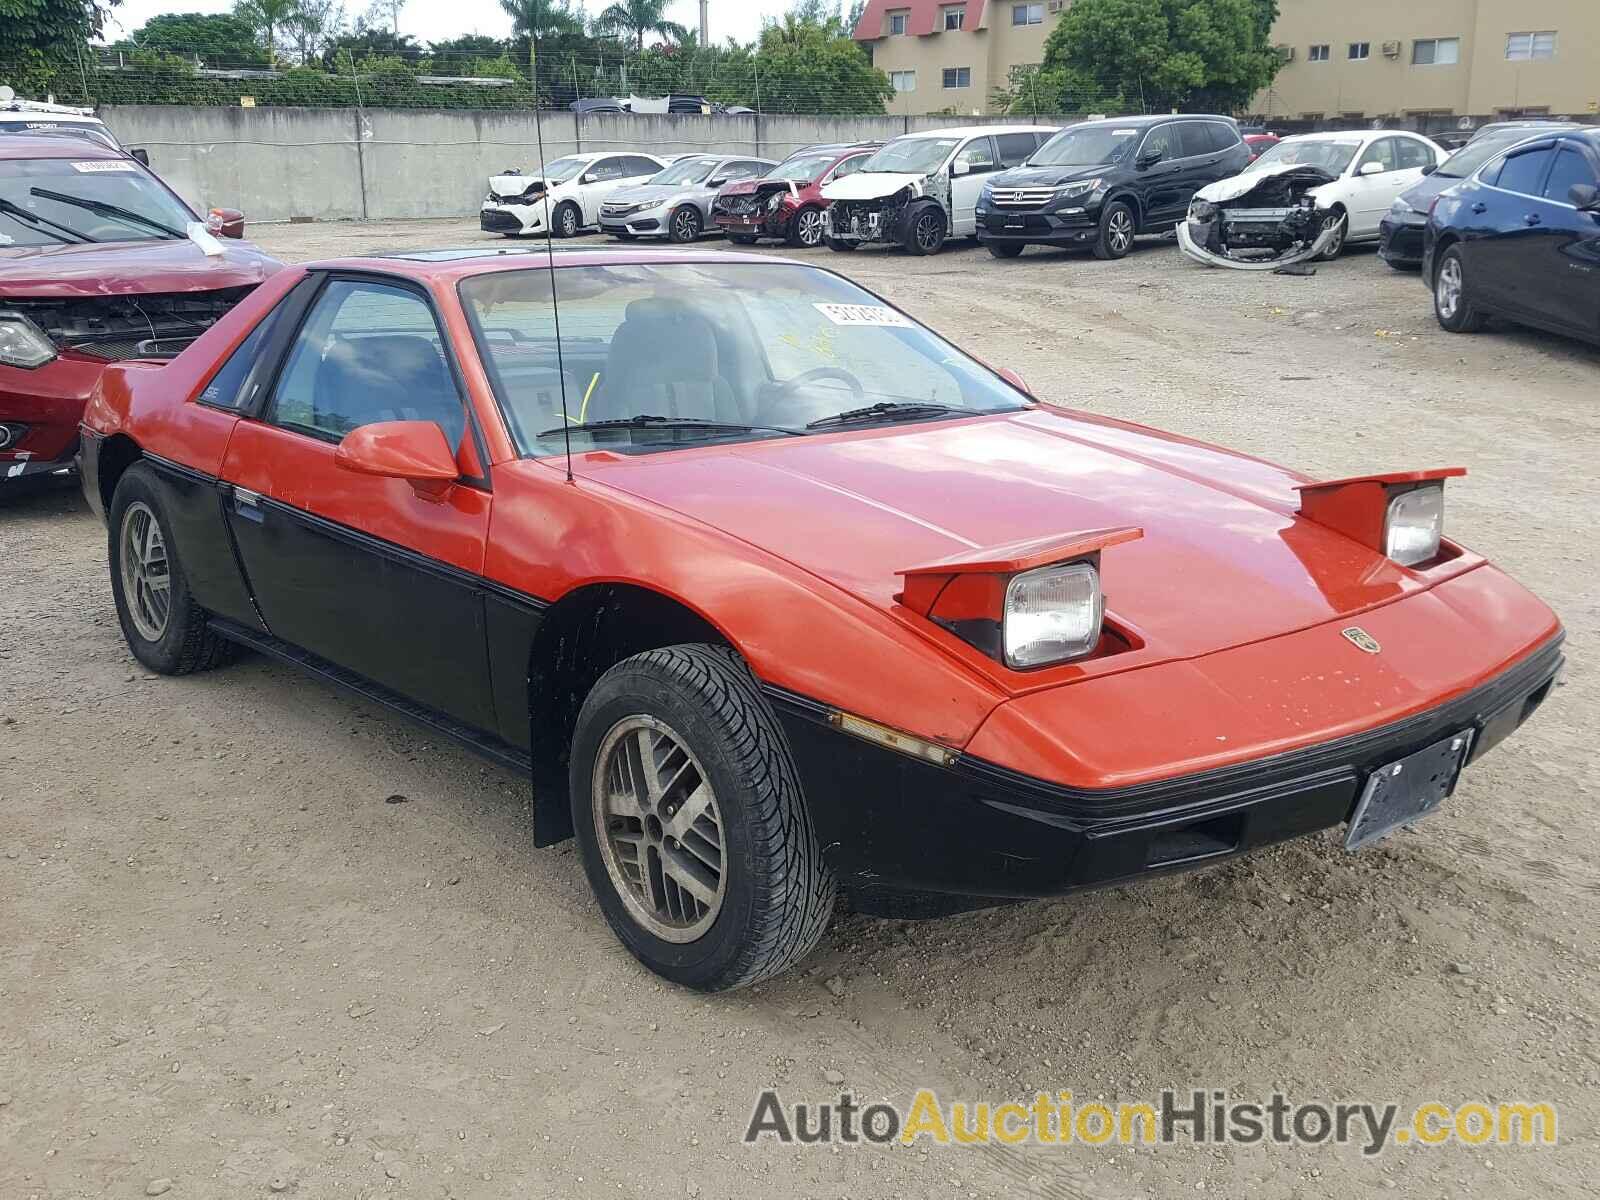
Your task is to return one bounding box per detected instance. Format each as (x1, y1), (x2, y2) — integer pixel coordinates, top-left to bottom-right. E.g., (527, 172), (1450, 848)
(916, 213), (940, 250)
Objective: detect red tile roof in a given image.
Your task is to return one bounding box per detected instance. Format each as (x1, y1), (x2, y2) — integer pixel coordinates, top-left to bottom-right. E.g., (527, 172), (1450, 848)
(853, 0), (990, 40)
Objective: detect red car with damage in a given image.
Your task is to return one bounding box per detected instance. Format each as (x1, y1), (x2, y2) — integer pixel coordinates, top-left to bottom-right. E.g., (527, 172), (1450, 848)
(78, 245), (1563, 991)
(711, 143), (879, 248)
(1, 134), (278, 486)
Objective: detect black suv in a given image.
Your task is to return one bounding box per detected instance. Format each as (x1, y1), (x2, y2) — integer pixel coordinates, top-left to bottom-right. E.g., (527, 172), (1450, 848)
(976, 115), (1250, 260)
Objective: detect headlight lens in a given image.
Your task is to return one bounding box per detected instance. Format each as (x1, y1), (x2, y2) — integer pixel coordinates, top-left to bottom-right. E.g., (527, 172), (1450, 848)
(1389, 196), (1416, 216)
(1058, 177), (1102, 199)
(1385, 485), (1444, 566)
(1190, 198), (1217, 221)
(0, 317), (57, 369)
(1004, 562), (1103, 668)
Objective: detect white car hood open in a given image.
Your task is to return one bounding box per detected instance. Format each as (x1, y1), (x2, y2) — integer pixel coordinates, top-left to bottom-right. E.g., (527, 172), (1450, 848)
(820, 171), (925, 202)
(489, 175), (557, 196)
(1196, 163), (1335, 205)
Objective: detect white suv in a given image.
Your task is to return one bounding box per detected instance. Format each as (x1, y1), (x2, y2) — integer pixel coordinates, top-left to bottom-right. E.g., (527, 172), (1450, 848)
(481, 151), (668, 238)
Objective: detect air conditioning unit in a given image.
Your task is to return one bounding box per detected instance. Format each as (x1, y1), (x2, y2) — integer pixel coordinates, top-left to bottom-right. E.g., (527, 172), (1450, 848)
(1277, 44), (1296, 62)
(1382, 41), (1401, 58)
(1047, 0), (1065, 11)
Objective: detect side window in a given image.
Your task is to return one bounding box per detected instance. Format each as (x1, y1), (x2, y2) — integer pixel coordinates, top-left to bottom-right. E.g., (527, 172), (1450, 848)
(197, 305), (281, 411)
(622, 155), (661, 177)
(954, 137), (997, 173)
(268, 279), (465, 449)
(994, 132), (1038, 167)
(1356, 138), (1399, 174)
(721, 160), (764, 182)
(1177, 122), (1213, 158)
(1207, 122), (1240, 153)
(831, 153), (869, 180)
(1140, 125), (1177, 162)
(1496, 146), (1554, 196)
(586, 157), (626, 181)
(1392, 138), (1434, 170)
(1544, 147), (1597, 202)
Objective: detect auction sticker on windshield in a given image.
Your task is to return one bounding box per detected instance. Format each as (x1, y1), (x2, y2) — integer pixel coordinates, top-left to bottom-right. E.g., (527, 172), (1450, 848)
(814, 303), (912, 328)
(71, 161), (138, 173)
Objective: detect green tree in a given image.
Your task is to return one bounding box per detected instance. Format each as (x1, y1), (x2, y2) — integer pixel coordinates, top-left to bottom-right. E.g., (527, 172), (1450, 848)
(233, 0), (299, 64)
(132, 12), (267, 64)
(750, 12), (890, 114)
(1037, 0), (1282, 114)
(594, 0), (689, 55)
(285, 0), (347, 65)
(1, 0), (118, 92)
(498, 0), (582, 78)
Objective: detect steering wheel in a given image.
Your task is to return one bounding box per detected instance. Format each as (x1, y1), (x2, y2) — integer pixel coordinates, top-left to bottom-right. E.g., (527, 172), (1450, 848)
(774, 366), (866, 404)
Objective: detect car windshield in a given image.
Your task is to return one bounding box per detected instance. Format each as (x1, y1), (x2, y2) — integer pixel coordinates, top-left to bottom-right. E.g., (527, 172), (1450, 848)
(650, 157), (717, 186)
(460, 263), (1031, 456)
(538, 155), (589, 183)
(767, 154), (835, 183)
(1246, 138), (1362, 175)
(1437, 129), (1559, 178)
(0, 156), (194, 246)
(859, 138), (960, 175)
(1029, 126), (1140, 167)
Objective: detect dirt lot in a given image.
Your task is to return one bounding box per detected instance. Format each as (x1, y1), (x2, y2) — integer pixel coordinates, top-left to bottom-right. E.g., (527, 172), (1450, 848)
(3, 221), (1597, 1200)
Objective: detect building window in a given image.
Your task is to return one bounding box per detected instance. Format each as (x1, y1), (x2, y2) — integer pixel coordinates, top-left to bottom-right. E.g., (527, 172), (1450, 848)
(943, 66), (971, 89)
(1412, 37), (1460, 65)
(1308, 44), (1330, 62)
(1348, 42), (1370, 60)
(1505, 31), (1557, 60)
(1012, 3), (1044, 26)
(888, 10), (908, 35)
(890, 70), (916, 93)
(943, 5), (965, 31)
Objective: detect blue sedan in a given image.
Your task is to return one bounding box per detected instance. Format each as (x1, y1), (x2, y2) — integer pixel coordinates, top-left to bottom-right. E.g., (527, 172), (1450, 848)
(1423, 128), (1600, 345)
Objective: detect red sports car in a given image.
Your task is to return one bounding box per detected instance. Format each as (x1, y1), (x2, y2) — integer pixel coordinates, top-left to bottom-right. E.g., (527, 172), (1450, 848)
(1, 134), (278, 486)
(711, 143), (879, 248)
(78, 246), (1563, 991)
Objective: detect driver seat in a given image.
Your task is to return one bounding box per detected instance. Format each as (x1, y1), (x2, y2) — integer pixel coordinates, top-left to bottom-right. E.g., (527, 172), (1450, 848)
(590, 298), (740, 424)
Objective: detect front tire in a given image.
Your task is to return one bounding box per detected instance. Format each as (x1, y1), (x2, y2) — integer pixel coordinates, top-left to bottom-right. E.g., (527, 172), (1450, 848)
(570, 645), (836, 992)
(1433, 246), (1487, 333)
(552, 201), (582, 238)
(788, 205), (826, 249)
(108, 463), (234, 676)
(1093, 200), (1135, 260)
(902, 204), (946, 255)
(667, 205), (702, 243)
(1313, 210), (1348, 261)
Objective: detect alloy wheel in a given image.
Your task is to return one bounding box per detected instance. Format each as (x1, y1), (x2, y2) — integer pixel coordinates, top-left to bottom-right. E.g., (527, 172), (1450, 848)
(915, 212), (941, 251)
(796, 208), (825, 247)
(592, 715), (727, 942)
(1107, 209), (1134, 254)
(1436, 257), (1463, 319)
(560, 206), (578, 236)
(119, 500), (171, 642)
(1322, 213), (1347, 256)
(672, 209), (699, 241)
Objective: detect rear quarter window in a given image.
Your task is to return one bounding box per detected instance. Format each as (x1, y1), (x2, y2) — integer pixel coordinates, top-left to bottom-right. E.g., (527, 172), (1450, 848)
(196, 304), (279, 411)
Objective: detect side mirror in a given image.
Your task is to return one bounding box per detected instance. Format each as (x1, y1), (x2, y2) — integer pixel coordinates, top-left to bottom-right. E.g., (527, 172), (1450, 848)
(1569, 183), (1600, 212)
(1358, 161), (1385, 176)
(1420, 162), (1437, 176)
(1135, 149), (1162, 169)
(207, 207), (246, 239)
(334, 421), (459, 497)
(129, 147), (150, 166)
(580, 173), (596, 184)
(952, 159), (970, 176)
(709, 175), (729, 187)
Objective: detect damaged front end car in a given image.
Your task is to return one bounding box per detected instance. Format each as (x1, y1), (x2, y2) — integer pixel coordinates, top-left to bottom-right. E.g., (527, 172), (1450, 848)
(1178, 165), (1342, 270)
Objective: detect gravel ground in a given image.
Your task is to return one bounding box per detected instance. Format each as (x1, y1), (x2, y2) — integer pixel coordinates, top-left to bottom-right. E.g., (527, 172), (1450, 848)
(3, 219), (1597, 1200)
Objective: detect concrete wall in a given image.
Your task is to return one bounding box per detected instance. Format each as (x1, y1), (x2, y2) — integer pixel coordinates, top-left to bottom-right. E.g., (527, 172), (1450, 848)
(100, 105), (1076, 223)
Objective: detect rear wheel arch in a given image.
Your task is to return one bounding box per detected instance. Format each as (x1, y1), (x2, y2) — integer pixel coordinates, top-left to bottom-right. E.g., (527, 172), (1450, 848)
(526, 582), (736, 845)
(97, 433), (144, 515)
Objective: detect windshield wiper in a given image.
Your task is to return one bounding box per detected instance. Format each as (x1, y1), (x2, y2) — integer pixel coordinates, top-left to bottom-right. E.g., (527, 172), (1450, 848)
(805, 401), (982, 430)
(535, 414), (802, 439)
(29, 187), (186, 239)
(0, 196), (96, 243)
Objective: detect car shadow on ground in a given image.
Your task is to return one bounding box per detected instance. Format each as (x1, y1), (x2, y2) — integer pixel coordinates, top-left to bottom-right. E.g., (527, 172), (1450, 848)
(0, 474), (84, 516)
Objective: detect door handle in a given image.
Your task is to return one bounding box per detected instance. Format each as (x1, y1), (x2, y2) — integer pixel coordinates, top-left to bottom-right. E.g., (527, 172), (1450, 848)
(232, 486), (264, 523)
(1470, 202), (1488, 214)
(1524, 213), (1541, 226)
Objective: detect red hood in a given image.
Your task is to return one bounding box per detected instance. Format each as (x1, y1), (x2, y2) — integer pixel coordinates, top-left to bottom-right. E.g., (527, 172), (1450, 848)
(575, 408), (1443, 662)
(0, 237), (280, 299)
(716, 179), (762, 198)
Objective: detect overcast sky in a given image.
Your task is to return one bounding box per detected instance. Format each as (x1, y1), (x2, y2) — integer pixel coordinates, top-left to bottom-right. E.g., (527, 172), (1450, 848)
(100, 0), (800, 49)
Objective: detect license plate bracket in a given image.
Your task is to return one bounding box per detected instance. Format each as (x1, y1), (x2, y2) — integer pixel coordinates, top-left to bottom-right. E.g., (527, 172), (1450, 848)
(1344, 730), (1473, 851)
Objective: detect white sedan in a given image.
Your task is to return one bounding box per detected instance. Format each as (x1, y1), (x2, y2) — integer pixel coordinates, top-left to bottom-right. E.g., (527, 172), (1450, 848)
(480, 151), (668, 238)
(1179, 130), (1446, 269)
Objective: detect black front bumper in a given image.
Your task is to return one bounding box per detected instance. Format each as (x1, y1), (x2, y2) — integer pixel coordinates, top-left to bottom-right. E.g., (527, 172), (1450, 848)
(479, 208), (523, 233)
(766, 636), (1564, 911)
(976, 204), (1100, 247)
(1379, 213), (1427, 266)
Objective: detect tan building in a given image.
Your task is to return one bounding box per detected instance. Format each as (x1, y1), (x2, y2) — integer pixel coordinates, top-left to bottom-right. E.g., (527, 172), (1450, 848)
(852, 0), (1066, 116)
(1256, 0), (1600, 122)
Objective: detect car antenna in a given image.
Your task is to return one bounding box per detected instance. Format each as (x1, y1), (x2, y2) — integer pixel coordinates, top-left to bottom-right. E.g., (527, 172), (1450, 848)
(531, 35), (574, 483)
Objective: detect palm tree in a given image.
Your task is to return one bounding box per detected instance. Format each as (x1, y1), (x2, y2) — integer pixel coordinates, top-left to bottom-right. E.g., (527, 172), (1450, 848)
(498, 0), (583, 77)
(594, 0), (689, 55)
(233, 0), (299, 65)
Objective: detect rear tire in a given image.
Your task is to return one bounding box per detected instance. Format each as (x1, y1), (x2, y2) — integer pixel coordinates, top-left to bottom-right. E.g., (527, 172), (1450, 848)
(108, 463), (235, 676)
(986, 241), (1025, 259)
(1093, 200), (1135, 260)
(1433, 246), (1486, 333)
(570, 644), (836, 992)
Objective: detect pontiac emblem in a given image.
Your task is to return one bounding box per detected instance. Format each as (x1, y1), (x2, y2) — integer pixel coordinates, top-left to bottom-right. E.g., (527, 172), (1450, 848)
(1341, 626), (1382, 654)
